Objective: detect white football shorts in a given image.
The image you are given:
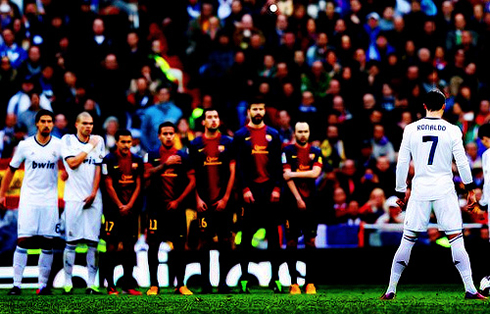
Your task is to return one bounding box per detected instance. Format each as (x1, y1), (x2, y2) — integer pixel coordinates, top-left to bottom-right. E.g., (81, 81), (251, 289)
(62, 200), (102, 242)
(404, 192), (463, 235)
(17, 204), (61, 238)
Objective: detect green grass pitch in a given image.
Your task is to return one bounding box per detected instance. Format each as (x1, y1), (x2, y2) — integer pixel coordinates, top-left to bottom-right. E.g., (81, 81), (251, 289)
(0, 284), (489, 314)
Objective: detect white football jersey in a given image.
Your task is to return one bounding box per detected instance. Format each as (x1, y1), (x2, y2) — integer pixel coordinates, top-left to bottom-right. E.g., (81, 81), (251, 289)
(480, 148), (490, 206)
(396, 117), (473, 201)
(61, 134), (105, 202)
(10, 136), (62, 207)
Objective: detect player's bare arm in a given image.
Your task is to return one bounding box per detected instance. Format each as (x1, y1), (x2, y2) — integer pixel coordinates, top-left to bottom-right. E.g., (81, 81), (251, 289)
(104, 175), (124, 210)
(65, 136), (100, 170)
(286, 179), (306, 210)
(466, 189), (477, 211)
(243, 189), (255, 204)
(196, 191), (208, 212)
(214, 161), (236, 212)
(283, 165), (322, 180)
(270, 188), (280, 203)
(83, 165), (101, 209)
(120, 175), (141, 214)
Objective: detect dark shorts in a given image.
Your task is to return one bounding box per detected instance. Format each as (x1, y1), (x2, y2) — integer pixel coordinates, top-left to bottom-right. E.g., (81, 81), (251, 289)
(197, 203), (233, 241)
(100, 209), (140, 243)
(284, 196), (319, 241)
(241, 181), (282, 228)
(146, 203), (187, 244)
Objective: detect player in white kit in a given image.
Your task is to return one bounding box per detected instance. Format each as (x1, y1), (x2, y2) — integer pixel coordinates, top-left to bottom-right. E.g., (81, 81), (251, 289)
(477, 124), (490, 212)
(381, 89), (486, 300)
(61, 112), (105, 295)
(2, 110), (61, 295)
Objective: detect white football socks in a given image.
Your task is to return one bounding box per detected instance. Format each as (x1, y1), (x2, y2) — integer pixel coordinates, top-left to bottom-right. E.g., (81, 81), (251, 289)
(12, 246), (28, 288)
(38, 249), (53, 289)
(63, 244), (76, 287)
(386, 235), (416, 294)
(449, 234), (477, 294)
(86, 245), (98, 288)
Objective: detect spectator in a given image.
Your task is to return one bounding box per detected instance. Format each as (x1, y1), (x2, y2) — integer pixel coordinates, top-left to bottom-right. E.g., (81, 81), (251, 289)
(0, 28), (27, 69)
(374, 196), (405, 224)
(0, 56), (18, 118)
(276, 109), (293, 145)
(0, 113), (22, 158)
(305, 32), (330, 67)
(301, 60), (330, 100)
(52, 113), (69, 139)
(18, 92), (42, 136)
(466, 142), (482, 170)
(7, 77), (51, 117)
(17, 46), (43, 83)
(320, 124), (345, 169)
(140, 87), (183, 152)
(93, 53), (130, 126)
(371, 124), (396, 164)
(358, 187), (386, 224)
(335, 159), (361, 201)
(126, 76), (154, 130)
(102, 116), (119, 154)
(331, 186), (359, 225)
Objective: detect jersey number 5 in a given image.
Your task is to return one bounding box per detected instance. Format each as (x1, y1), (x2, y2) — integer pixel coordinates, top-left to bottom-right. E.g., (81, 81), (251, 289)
(422, 136), (438, 165)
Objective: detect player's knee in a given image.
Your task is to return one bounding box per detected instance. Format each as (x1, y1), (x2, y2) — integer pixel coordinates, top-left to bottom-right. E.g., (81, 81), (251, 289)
(403, 230), (418, 241)
(446, 231), (462, 240)
(86, 241), (98, 249)
(218, 238), (232, 251)
(286, 239), (298, 248)
(105, 242), (117, 252)
(16, 237), (32, 249)
(305, 238), (316, 249)
(39, 237), (54, 250)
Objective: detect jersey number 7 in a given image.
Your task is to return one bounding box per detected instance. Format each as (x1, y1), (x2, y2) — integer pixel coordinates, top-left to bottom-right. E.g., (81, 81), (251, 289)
(422, 136), (438, 165)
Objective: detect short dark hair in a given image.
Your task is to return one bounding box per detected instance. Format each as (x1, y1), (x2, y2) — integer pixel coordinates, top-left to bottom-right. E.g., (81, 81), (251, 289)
(158, 121), (176, 134)
(115, 129), (132, 142)
(478, 123), (490, 140)
(247, 102), (266, 109)
(424, 89), (446, 111)
(202, 108), (219, 118)
(35, 109), (55, 123)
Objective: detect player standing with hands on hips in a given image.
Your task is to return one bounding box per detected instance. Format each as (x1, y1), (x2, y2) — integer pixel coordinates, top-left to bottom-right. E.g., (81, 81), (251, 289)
(3, 110), (61, 295)
(381, 89), (486, 300)
(61, 112), (106, 295)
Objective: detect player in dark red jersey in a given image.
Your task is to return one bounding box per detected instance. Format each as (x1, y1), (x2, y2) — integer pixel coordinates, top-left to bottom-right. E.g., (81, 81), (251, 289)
(100, 129), (144, 295)
(189, 109), (235, 294)
(144, 121), (196, 296)
(234, 102), (283, 293)
(282, 122), (323, 295)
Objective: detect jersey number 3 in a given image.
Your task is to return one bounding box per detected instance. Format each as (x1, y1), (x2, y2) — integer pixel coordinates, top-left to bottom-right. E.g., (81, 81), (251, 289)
(422, 136), (438, 165)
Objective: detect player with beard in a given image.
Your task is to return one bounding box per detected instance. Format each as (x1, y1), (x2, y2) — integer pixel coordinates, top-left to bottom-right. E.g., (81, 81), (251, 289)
(282, 122), (323, 295)
(145, 122), (196, 296)
(2, 110), (61, 295)
(189, 109), (235, 294)
(234, 102), (283, 294)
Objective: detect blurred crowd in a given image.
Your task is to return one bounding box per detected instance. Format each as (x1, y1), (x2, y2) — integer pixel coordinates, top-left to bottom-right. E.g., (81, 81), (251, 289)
(0, 0), (488, 238)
